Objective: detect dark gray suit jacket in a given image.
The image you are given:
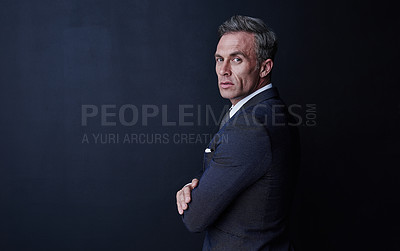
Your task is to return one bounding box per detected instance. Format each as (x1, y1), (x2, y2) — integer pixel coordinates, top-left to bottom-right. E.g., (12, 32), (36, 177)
(182, 87), (300, 251)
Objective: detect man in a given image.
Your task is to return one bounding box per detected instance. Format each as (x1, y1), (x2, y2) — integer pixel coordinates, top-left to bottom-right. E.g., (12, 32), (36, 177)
(176, 15), (300, 250)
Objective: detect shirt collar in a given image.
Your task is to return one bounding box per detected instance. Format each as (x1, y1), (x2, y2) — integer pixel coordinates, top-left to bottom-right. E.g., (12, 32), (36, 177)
(229, 83), (273, 118)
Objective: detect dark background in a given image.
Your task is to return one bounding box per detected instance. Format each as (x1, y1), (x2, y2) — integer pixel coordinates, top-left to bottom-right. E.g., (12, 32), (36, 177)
(1, 0), (399, 250)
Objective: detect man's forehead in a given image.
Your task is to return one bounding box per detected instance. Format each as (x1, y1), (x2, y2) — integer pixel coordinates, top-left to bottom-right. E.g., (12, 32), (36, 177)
(216, 31), (255, 55)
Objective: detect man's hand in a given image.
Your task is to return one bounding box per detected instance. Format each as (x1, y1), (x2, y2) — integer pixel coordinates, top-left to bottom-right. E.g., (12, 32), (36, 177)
(176, 178), (199, 215)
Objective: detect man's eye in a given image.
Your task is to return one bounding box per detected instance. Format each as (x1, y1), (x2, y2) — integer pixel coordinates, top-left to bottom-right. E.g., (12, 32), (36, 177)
(216, 58), (223, 62)
(233, 58), (242, 62)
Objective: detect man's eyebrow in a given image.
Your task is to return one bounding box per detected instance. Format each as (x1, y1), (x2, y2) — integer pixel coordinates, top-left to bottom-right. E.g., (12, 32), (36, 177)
(214, 51), (247, 58)
(230, 51), (247, 58)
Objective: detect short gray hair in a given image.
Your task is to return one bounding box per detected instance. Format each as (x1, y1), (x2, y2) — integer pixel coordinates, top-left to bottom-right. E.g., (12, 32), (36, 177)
(218, 15), (278, 65)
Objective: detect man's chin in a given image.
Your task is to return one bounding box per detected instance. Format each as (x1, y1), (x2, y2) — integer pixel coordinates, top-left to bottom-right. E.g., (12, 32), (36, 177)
(219, 93), (233, 100)
(219, 89), (235, 100)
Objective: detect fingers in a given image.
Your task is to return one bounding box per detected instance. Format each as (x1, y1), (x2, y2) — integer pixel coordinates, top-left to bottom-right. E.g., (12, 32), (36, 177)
(183, 179), (199, 203)
(183, 185), (192, 204)
(191, 178), (199, 188)
(176, 186), (190, 215)
(176, 179), (199, 215)
(176, 190), (184, 215)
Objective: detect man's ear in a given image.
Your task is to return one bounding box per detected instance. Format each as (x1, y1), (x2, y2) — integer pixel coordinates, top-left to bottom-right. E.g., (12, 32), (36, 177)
(259, 59), (273, 78)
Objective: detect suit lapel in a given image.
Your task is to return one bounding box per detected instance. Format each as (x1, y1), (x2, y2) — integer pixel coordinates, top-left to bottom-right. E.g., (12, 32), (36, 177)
(242, 87), (280, 110)
(218, 87), (280, 130)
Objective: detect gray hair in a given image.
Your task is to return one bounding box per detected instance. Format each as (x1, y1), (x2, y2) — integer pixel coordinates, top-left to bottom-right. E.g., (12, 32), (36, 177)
(218, 15), (278, 66)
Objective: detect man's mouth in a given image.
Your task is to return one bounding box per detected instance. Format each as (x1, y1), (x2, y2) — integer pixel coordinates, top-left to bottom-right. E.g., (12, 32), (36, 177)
(220, 81), (234, 89)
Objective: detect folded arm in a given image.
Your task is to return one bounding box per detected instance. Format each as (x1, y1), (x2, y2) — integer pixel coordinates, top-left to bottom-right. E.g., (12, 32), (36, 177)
(182, 117), (272, 232)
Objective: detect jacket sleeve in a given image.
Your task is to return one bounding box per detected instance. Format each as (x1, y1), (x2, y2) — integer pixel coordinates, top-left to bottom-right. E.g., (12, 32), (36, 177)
(182, 114), (272, 232)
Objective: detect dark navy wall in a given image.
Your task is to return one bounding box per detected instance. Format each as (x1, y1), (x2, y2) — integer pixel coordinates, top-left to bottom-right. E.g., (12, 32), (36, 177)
(0, 0), (399, 250)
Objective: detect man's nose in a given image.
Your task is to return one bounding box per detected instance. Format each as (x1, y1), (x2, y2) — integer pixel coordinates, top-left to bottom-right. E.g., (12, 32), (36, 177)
(218, 61), (231, 76)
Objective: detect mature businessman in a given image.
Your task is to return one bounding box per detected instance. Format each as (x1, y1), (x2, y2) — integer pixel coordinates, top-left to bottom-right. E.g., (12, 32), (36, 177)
(176, 15), (300, 250)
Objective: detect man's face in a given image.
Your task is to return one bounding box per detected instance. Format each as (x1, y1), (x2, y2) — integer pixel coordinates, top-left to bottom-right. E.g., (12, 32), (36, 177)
(215, 31), (262, 105)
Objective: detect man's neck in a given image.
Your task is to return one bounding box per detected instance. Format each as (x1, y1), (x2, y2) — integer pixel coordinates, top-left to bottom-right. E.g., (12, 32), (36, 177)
(230, 79), (271, 106)
(229, 83), (273, 118)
